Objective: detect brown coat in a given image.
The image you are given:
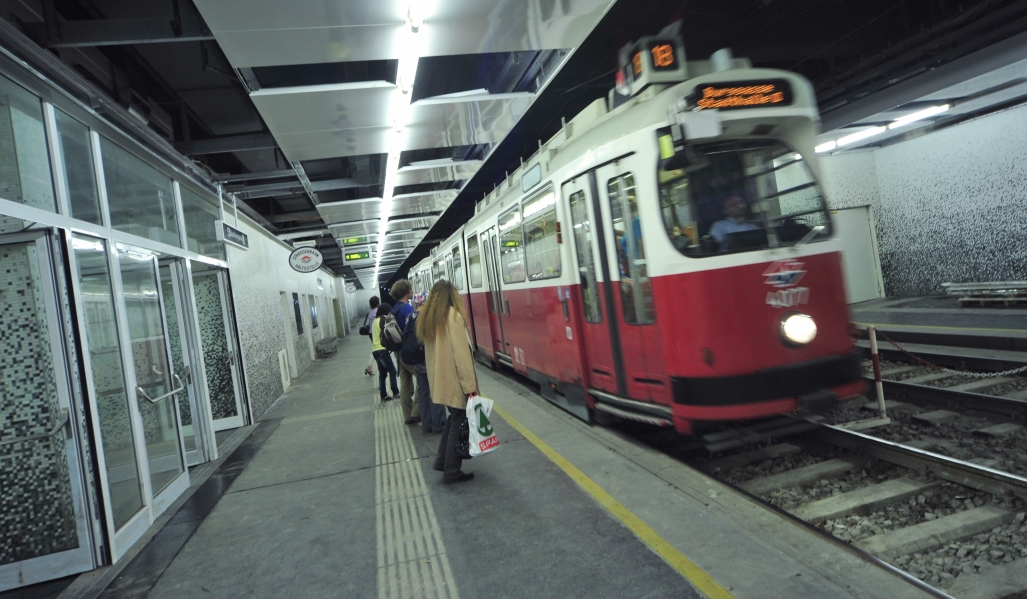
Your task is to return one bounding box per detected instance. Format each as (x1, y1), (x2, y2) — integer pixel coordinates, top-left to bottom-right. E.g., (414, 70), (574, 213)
(425, 307), (479, 409)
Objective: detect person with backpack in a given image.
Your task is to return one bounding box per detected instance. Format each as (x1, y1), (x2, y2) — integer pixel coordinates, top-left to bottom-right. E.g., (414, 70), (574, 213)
(371, 303), (400, 402)
(389, 280), (420, 425)
(402, 294), (446, 434)
(417, 280), (478, 484)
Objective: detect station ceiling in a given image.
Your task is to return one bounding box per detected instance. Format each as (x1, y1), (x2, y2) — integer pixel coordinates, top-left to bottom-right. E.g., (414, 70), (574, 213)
(8, 0), (1027, 289)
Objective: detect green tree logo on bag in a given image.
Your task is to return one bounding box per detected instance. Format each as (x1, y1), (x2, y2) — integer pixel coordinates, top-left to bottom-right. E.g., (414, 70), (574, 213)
(474, 404), (493, 436)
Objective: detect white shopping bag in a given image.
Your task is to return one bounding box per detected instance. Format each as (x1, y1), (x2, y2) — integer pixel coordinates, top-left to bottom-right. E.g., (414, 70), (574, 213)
(466, 394), (500, 456)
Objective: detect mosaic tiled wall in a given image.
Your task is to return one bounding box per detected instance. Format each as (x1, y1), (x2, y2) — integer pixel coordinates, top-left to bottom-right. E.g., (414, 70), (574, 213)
(226, 226), (286, 419)
(193, 275), (237, 420)
(226, 217), (341, 419)
(0, 242), (78, 565)
(820, 104), (1027, 295)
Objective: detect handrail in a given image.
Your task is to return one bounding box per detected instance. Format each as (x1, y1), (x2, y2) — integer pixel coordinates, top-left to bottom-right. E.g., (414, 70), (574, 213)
(0, 408), (68, 446)
(136, 373), (185, 404)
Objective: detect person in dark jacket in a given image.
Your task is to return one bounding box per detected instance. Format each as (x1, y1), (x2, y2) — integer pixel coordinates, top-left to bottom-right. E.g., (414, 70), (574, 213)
(407, 296), (446, 434)
(389, 280), (420, 425)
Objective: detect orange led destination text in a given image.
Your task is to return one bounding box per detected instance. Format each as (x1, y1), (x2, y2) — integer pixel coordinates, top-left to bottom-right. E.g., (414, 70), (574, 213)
(651, 44), (675, 67)
(697, 84), (785, 109)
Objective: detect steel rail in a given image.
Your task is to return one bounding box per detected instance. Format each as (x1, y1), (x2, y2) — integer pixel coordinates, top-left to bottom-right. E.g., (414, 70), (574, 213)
(869, 377), (1027, 419)
(815, 422), (1027, 499)
(0, 409), (69, 446)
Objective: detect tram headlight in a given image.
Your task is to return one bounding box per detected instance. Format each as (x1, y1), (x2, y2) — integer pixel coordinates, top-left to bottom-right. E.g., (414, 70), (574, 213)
(780, 312), (817, 346)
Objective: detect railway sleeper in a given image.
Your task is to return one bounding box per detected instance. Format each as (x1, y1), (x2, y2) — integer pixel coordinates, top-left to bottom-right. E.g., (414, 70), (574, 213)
(794, 477), (943, 523)
(741, 457), (859, 496)
(855, 505), (1016, 561)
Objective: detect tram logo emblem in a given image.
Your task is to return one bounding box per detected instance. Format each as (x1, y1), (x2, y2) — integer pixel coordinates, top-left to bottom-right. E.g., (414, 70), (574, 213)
(763, 259), (806, 288)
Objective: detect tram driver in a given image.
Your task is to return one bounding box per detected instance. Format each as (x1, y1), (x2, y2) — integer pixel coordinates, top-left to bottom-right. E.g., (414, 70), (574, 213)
(708, 194), (759, 251)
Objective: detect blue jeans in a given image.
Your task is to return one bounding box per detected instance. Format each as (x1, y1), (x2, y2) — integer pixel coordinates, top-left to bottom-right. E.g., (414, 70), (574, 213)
(373, 350), (399, 399)
(414, 363), (447, 433)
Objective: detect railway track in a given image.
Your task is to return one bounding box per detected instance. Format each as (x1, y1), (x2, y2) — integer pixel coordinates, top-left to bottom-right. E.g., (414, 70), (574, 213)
(677, 421), (1027, 597)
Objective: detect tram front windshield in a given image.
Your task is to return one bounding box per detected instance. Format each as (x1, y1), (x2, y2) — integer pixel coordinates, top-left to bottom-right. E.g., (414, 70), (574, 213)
(657, 136), (830, 257)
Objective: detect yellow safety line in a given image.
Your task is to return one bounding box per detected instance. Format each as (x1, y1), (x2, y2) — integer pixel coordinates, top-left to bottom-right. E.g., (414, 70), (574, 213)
(492, 405), (734, 599)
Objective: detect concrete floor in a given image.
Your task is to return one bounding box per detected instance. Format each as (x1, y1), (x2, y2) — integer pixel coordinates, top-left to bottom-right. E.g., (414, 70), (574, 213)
(89, 334), (943, 599)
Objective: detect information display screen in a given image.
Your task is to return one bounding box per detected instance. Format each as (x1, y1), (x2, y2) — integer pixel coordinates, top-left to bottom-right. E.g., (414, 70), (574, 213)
(694, 79), (793, 110)
(345, 251), (370, 261)
(342, 236), (368, 245)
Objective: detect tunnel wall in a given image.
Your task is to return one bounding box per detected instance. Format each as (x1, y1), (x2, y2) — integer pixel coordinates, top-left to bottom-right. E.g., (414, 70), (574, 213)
(820, 102), (1027, 296)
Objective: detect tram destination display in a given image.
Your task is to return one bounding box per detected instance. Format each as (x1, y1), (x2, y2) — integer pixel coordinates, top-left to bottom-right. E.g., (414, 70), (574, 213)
(693, 79), (793, 110)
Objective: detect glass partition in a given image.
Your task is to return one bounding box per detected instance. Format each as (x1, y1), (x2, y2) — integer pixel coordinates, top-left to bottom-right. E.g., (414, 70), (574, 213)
(101, 139), (180, 248)
(0, 75), (56, 232)
(55, 111), (101, 225)
(180, 186), (224, 260)
(70, 235), (144, 529)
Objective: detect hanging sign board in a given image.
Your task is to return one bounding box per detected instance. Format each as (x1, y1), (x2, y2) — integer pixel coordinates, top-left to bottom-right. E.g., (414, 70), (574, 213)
(342, 236), (369, 246)
(345, 283), (357, 293)
(215, 220), (249, 250)
(293, 240), (317, 248)
(289, 247), (323, 273)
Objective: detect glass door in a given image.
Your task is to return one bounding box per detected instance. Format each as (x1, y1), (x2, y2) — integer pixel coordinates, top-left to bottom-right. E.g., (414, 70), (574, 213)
(159, 259), (212, 465)
(0, 232), (94, 590)
(192, 269), (246, 431)
(479, 227), (507, 356)
(114, 245), (188, 516)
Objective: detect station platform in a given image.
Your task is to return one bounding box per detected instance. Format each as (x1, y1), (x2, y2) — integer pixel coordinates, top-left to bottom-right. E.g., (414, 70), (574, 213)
(851, 296), (1027, 340)
(53, 335), (942, 599)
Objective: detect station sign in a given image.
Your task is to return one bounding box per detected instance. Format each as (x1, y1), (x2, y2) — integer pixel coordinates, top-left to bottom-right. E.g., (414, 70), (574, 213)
(289, 247), (323, 273)
(215, 220), (249, 250)
(693, 79), (793, 111)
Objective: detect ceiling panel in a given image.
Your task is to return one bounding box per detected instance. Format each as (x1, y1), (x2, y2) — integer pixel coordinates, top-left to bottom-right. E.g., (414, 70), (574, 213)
(192, 0), (401, 31)
(275, 127), (391, 161)
(317, 199), (384, 224)
(389, 194), (455, 216)
(206, 16), (600, 68)
(251, 84), (396, 135)
(404, 96), (531, 149)
(394, 163), (479, 186)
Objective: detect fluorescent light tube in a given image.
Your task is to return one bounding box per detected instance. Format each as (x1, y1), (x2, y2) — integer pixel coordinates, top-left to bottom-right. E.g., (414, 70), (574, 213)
(888, 104), (949, 129)
(837, 126), (886, 147)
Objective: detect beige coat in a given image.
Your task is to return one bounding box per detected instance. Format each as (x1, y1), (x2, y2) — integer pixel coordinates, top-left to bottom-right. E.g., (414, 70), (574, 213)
(425, 307), (479, 409)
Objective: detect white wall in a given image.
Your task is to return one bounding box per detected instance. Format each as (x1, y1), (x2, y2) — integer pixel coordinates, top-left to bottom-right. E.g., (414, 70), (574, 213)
(819, 103), (1027, 296)
(226, 214), (344, 418)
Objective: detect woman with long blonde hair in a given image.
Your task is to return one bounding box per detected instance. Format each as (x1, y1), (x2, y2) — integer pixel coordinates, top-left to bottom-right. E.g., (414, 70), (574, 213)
(417, 280), (478, 484)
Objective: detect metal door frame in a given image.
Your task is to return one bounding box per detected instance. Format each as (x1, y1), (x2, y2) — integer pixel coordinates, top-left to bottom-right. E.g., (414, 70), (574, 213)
(192, 269), (247, 431)
(0, 230), (96, 590)
(159, 258), (216, 465)
(109, 243), (190, 557)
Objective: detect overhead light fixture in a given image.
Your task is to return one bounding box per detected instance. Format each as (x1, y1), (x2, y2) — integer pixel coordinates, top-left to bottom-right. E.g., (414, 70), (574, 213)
(837, 126), (886, 147)
(888, 104), (950, 129)
(815, 141), (836, 153)
(375, 1), (428, 282)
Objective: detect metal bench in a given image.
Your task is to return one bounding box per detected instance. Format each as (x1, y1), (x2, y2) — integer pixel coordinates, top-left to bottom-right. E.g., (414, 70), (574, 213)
(316, 337), (338, 357)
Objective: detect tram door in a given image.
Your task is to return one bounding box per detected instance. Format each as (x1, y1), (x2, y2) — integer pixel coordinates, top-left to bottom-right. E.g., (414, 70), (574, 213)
(0, 231), (95, 590)
(562, 178), (619, 396)
(593, 161), (662, 402)
(479, 227), (508, 357)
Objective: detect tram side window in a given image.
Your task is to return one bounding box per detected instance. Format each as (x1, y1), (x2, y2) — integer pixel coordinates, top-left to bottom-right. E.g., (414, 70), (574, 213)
(607, 173), (655, 325)
(498, 207), (525, 283)
(568, 190), (601, 323)
(445, 256), (454, 285)
(522, 190), (561, 280)
(432, 260), (442, 281)
(452, 246), (464, 290)
(656, 131), (830, 257)
(467, 235), (482, 288)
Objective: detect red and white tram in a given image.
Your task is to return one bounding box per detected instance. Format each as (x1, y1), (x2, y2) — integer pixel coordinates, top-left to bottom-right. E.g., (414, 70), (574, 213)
(409, 33), (864, 434)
